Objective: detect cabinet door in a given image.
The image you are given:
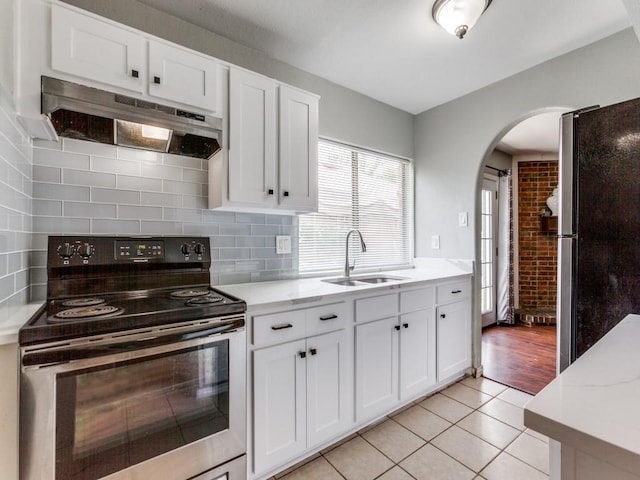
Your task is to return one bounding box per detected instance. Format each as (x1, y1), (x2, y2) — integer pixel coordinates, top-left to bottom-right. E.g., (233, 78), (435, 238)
(51, 5), (144, 92)
(278, 86), (318, 212)
(306, 330), (350, 448)
(437, 300), (471, 380)
(355, 317), (398, 422)
(228, 69), (278, 206)
(399, 309), (436, 400)
(148, 41), (221, 112)
(253, 340), (307, 474)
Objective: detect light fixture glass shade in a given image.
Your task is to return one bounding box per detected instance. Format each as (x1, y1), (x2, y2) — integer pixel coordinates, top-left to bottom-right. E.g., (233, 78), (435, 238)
(432, 0), (491, 39)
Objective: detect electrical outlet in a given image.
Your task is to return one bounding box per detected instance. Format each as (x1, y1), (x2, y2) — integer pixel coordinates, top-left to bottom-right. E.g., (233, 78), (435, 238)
(458, 211), (468, 227)
(431, 235), (440, 249)
(276, 235), (291, 254)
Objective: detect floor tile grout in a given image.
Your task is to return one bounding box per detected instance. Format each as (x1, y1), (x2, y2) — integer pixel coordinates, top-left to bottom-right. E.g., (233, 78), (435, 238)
(276, 377), (548, 480)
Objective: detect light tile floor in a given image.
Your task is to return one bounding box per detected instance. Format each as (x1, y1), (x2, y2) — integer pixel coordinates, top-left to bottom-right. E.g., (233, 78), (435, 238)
(271, 377), (549, 480)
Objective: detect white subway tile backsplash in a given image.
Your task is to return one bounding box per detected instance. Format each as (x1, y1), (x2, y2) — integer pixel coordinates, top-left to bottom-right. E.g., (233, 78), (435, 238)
(141, 191), (182, 207)
(141, 163), (182, 180)
(27, 131), (299, 286)
(117, 146), (161, 163)
(117, 175), (163, 192)
(34, 182), (90, 201)
(163, 208), (202, 223)
(163, 179), (201, 195)
(64, 138), (117, 157)
(92, 156), (141, 176)
(91, 219), (140, 234)
(33, 165), (61, 183)
(33, 216), (91, 233)
(118, 205), (163, 220)
(92, 187), (141, 205)
(140, 221), (183, 235)
(65, 202), (117, 219)
(33, 199), (62, 216)
(63, 169), (117, 188)
(34, 148), (90, 170)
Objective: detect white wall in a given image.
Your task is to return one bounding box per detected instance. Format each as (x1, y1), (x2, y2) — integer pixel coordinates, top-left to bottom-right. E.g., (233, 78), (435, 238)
(60, 0), (415, 161)
(0, 0), (13, 93)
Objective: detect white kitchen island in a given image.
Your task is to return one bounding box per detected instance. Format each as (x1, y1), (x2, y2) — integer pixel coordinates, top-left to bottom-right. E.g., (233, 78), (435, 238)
(525, 314), (640, 480)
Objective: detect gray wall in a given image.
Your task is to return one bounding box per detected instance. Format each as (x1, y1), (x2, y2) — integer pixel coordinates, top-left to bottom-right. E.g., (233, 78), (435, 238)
(61, 0), (414, 161)
(414, 28), (640, 261)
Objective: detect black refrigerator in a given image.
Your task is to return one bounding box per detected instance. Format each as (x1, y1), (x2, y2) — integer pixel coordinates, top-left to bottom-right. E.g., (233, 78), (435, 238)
(557, 99), (640, 372)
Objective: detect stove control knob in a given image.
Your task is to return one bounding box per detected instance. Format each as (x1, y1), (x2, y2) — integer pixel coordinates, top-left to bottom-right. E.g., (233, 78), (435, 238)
(57, 243), (74, 259)
(180, 243), (191, 256)
(194, 243), (204, 255)
(78, 242), (94, 258)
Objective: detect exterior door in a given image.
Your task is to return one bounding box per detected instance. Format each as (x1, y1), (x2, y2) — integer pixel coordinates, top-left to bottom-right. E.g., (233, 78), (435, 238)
(481, 175), (499, 327)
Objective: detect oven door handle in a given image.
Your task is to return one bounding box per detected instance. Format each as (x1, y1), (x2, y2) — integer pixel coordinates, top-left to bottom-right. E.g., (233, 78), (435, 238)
(22, 319), (244, 367)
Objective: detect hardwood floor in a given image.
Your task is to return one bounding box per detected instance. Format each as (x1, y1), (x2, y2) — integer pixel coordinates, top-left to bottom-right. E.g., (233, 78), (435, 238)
(482, 323), (557, 395)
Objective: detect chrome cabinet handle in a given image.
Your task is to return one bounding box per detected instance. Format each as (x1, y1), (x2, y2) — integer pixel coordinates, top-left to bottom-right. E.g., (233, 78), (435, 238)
(271, 323), (293, 331)
(319, 314), (338, 321)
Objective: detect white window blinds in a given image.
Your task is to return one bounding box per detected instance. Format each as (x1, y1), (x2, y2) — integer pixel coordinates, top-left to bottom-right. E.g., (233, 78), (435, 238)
(299, 139), (413, 274)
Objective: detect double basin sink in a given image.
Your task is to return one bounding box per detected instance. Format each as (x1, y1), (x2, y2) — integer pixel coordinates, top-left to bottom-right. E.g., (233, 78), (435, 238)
(322, 275), (408, 287)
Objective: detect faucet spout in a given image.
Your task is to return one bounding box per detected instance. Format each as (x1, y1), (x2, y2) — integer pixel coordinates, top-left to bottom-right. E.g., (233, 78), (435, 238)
(344, 229), (367, 278)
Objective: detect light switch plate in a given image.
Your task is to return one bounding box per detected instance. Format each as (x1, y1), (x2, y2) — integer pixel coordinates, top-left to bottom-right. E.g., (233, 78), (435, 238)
(458, 212), (468, 227)
(431, 235), (440, 249)
(276, 235), (291, 254)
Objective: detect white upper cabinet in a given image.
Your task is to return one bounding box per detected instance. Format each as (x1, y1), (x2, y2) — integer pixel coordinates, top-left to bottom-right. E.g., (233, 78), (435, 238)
(278, 85), (319, 212)
(227, 68), (278, 206)
(148, 41), (221, 112)
(51, 6), (145, 93)
(211, 67), (319, 214)
(50, 4), (222, 114)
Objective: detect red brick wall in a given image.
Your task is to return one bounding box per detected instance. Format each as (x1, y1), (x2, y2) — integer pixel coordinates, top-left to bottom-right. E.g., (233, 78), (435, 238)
(518, 161), (558, 310)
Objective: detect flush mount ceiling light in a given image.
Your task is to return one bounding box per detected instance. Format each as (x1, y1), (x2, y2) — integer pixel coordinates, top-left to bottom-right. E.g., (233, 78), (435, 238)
(432, 0), (491, 39)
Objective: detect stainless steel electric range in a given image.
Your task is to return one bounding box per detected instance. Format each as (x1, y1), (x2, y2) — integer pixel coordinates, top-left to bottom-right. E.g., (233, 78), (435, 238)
(19, 236), (247, 480)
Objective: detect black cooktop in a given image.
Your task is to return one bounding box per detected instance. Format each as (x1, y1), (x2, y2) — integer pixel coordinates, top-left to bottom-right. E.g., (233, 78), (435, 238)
(20, 236), (247, 346)
(20, 286), (246, 346)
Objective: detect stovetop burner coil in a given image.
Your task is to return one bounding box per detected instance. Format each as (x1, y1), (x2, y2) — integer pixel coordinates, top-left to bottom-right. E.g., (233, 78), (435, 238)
(170, 288), (212, 299)
(53, 305), (125, 321)
(61, 298), (105, 307)
(186, 294), (225, 306)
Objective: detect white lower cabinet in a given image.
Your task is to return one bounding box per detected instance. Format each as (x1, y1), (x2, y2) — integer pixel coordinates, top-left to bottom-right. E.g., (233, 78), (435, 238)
(436, 282), (472, 380)
(251, 304), (350, 477)
(355, 287), (437, 422)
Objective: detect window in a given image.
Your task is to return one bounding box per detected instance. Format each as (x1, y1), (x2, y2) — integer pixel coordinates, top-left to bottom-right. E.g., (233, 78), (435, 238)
(299, 139), (413, 274)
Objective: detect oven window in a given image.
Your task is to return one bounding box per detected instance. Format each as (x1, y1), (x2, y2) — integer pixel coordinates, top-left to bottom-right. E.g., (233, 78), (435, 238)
(55, 340), (229, 480)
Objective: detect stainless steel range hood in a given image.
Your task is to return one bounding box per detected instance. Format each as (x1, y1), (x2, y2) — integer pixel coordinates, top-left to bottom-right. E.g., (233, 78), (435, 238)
(41, 76), (222, 159)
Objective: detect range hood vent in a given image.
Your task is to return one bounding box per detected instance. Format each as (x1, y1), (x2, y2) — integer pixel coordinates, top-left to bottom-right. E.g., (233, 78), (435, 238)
(41, 76), (222, 159)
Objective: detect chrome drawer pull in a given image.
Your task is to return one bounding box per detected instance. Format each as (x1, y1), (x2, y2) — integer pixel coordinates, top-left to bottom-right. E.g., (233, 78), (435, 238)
(319, 314), (338, 321)
(271, 323), (293, 331)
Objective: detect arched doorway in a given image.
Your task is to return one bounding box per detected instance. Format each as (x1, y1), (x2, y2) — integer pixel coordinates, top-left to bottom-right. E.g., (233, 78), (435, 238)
(474, 109), (571, 394)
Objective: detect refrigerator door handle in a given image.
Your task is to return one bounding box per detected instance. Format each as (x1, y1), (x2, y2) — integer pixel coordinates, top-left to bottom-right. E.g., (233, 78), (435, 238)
(557, 237), (574, 373)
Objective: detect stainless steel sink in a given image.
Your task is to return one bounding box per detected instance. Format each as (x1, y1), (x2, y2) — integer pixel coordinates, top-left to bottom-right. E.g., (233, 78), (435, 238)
(322, 275), (408, 286)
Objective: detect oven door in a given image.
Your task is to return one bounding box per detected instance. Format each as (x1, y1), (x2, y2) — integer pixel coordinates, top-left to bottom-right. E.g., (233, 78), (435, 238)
(20, 316), (246, 480)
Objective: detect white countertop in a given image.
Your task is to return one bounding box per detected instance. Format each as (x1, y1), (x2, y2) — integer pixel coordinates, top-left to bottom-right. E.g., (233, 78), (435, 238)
(524, 314), (640, 469)
(0, 302), (44, 345)
(219, 258), (473, 310)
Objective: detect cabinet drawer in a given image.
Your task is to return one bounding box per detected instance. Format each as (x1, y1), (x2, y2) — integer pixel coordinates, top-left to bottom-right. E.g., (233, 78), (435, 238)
(436, 281), (469, 304)
(355, 293), (398, 322)
(253, 310), (305, 346)
(400, 287), (435, 313)
(306, 302), (348, 336)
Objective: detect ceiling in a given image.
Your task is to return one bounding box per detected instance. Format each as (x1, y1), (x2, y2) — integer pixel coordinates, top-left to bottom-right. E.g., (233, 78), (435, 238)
(136, 0), (633, 153)
(497, 112), (565, 155)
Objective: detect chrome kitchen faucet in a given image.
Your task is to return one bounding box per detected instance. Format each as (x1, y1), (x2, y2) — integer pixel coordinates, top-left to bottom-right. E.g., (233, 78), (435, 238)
(344, 229), (367, 278)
